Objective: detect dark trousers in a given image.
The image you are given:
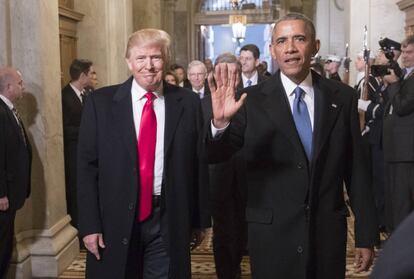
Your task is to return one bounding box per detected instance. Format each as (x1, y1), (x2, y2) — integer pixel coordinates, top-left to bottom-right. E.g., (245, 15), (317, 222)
(64, 141), (78, 229)
(384, 162), (414, 232)
(371, 144), (385, 229)
(211, 191), (247, 279)
(0, 211), (15, 279)
(126, 206), (170, 279)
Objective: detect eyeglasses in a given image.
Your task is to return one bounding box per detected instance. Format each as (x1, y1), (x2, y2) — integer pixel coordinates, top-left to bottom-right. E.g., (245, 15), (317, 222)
(188, 72), (206, 78)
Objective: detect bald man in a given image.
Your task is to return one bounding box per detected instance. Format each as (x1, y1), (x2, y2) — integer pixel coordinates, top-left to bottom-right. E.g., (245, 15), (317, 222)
(0, 67), (32, 278)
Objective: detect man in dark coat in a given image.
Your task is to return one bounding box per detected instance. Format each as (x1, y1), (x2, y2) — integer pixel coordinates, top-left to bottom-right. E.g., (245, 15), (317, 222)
(77, 28), (210, 279)
(206, 13), (378, 279)
(61, 58), (94, 229)
(0, 67), (32, 278)
(383, 35), (414, 232)
(201, 53), (247, 279)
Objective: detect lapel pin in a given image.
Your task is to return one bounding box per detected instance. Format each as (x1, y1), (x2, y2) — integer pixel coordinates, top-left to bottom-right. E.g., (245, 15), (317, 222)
(331, 104), (337, 108)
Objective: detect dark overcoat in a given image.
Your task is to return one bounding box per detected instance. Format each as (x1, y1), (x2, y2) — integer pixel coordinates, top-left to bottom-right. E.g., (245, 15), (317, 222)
(77, 78), (210, 279)
(207, 71), (378, 279)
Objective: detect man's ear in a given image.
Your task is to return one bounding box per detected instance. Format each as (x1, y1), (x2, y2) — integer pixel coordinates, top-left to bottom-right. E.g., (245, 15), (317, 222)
(255, 59), (260, 67)
(314, 39), (321, 56)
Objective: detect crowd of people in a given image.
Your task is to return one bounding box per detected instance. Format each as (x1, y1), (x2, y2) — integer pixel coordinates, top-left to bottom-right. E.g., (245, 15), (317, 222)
(1, 11), (414, 279)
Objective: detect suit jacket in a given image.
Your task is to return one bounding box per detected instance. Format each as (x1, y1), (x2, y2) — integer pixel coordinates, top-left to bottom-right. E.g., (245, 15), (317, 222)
(77, 78), (210, 279)
(0, 98), (32, 212)
(383, 74), (414, 162)
(371, 210), (414, 279)
(206, 71), (378, 279)
(61, 84), (83, 143)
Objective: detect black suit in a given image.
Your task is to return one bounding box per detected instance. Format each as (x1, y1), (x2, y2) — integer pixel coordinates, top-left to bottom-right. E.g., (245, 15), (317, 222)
(0, 98), (31, 278)
(207, 71), (378, 279)
(201, 95), (247, 278)
(371, 210), (414, 278)
(61, 84), (83, 228)
(77, 79), (210, 279)
(383, 73), (414, 232)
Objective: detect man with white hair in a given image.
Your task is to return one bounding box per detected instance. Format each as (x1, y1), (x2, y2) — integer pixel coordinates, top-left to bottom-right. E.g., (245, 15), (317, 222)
(187, 60), (210, 99)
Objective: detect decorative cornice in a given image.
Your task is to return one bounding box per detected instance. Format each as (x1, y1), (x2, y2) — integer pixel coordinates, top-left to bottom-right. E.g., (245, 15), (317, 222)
(397, 0), (414, 11)
(58, 6), (84, 22)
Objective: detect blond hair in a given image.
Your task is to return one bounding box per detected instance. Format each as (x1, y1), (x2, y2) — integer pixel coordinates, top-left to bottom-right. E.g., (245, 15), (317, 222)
(125, 29), (171, 65)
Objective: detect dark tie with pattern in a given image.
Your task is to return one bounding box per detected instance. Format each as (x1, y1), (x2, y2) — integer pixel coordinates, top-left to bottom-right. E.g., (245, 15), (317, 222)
(246, 79), (252, 87)
(292, 87), (312, 160)
(137, 92), (157, 222)
(12, 107), (27, 146)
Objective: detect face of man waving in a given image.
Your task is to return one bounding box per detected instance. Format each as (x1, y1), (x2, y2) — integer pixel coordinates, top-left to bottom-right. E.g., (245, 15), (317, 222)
(126, 44), (165, 92)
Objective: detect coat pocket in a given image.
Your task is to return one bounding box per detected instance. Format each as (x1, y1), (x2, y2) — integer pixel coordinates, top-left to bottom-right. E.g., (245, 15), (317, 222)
(245, 207), (273, 224)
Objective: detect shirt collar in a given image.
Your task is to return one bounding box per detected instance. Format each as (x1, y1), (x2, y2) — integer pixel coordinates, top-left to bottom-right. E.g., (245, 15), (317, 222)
(242, 71), (258, 85)
(0, 94), (13, 110)
(280, 71), (314, 100)
(69, 82), (83, 98)
(405, 66), (414, 77)
(131, 79), (163, 102)
(192, 86), (205, 94)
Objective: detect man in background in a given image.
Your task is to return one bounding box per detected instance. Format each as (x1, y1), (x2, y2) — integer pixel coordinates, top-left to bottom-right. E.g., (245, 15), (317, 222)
(61, 58), (94, 229)
(239, 44), (267, 89)
(187, 60), (210, 99)
(0, 67), (32, 278)
(324, 54), (342, 81)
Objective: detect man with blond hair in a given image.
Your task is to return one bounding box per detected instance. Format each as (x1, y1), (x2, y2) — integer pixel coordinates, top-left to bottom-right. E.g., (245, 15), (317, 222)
(0, 67), (31, 278)
(77, 29), (210, 279)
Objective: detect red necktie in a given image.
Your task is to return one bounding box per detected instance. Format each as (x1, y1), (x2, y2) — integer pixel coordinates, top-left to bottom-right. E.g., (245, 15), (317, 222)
(137, 92), (157, 222)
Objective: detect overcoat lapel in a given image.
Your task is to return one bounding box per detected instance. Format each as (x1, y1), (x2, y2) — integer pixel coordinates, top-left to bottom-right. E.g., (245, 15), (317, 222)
(164, 84), (184, 156)
(261, 73), (308, 160)
(112, 77), (137, 165)
(310, 72), (342, 167)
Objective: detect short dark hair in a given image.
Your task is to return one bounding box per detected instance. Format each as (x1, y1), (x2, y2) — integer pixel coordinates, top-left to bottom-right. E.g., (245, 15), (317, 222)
(273, 13), (316, 42)
(240, 44), (260, 60)
(69, 59), (93, 81)
(402, 35), (414, 48)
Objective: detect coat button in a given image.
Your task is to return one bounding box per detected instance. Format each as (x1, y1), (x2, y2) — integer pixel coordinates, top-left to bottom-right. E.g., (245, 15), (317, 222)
(122, 238), (128, 245)
(297, 246), (303, 253)
(128, 203), (134, 210)
(297, 163), (303, 169)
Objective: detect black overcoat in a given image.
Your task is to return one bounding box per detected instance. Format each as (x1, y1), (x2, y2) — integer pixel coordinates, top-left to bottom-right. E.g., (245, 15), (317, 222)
(77, 78), (210, 279)
(207, 71), (378, 279)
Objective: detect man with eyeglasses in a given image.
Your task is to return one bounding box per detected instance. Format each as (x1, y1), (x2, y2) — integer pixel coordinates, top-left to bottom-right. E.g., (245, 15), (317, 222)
(187, 60), (210, 99)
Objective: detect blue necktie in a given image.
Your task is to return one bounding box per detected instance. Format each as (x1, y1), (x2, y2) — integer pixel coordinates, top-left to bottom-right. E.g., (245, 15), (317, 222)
(292, 87), (312, 160)
(246, 79), (252, 87)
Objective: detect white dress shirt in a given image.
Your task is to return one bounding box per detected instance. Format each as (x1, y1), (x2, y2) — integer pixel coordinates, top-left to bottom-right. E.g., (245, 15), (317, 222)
(242, 71), (258, 88)
(131, 79), (165, 196)
(192, 86), (205, 99)
(0, 94), (19, 124)
(69, 83), (84, 103)
(280, 71), (315, 130)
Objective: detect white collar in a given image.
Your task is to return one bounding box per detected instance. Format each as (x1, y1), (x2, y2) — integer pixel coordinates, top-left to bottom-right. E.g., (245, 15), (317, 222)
(280, 71), (314, 100)
(69, 82), (84, 98)
(131, 79), (163, 102)
(192, 86), (205, 94)
(0, 94), (14, 110)
(242, 71), (258, 85)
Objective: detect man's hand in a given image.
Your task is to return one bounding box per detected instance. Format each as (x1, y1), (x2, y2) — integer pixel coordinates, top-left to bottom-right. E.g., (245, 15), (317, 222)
(83, 233), (105, 260)
(383, 69), (400, 85)
(208, 63), (247, 129)
(354, 247), (374, 273)
(0, 196), (9, 211)
(190, 228), (206, 250)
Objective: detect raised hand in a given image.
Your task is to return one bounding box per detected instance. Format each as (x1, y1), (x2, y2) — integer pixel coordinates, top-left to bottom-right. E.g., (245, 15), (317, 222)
(208, 63), (247, 128)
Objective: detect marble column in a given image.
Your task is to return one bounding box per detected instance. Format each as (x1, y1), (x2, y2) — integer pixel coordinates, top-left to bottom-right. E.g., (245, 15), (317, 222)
(0, 0), (78, 278)
(74, 0), (133, 87)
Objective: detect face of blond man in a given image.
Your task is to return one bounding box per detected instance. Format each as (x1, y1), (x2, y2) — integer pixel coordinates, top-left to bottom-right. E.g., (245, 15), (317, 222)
(126, 44), (165, 92)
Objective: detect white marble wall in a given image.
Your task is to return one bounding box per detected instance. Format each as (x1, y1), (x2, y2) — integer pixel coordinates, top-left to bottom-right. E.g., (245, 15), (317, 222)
(74, 0), (133, 87)
(0, 0), (79, 278)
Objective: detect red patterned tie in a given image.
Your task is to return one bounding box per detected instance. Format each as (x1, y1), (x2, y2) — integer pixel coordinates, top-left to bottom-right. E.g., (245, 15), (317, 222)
(137, 92), (157, 222)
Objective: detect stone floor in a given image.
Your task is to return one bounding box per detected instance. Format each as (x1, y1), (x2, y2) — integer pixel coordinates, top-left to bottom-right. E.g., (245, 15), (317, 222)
(59, 217), (384, 278)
